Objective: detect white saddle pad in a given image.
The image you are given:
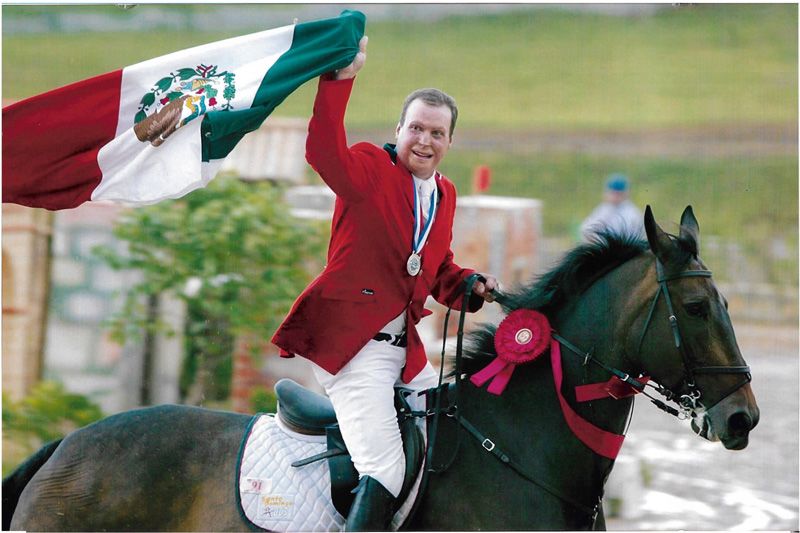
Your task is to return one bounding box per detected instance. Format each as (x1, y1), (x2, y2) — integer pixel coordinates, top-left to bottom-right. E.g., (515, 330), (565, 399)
(237, 413), (424, 532)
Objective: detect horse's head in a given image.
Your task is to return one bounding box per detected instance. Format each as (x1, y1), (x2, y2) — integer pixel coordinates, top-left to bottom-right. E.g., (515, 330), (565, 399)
(463, 206), (759, 450)
(631, 205), (759, 450)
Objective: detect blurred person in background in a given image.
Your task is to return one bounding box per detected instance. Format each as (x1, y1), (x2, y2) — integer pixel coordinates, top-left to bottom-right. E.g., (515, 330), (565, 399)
(580, 173), (643, 241)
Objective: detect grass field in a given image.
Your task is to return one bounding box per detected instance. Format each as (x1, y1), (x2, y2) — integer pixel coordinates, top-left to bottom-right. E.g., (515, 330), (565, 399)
(441, 151), (795, 240)
(3, 4), (797, 284)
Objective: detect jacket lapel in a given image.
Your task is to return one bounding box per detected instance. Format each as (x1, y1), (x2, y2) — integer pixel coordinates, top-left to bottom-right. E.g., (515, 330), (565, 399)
(384, 143), (415, 213)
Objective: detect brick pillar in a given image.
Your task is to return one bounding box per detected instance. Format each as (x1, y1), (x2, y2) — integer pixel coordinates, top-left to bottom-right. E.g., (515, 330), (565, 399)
(232, 337), (259, 413)
(2, 204), (53, 401)
(231, 335), (281, 413)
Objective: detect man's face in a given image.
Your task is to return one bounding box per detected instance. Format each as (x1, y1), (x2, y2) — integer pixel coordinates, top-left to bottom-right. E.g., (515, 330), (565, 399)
(395, 99), (452, 179)
(604, 190), (628, 205)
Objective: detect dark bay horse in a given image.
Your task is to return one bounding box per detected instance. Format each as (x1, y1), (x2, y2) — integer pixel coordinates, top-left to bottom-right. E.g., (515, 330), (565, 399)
(4, 205), (759, 531)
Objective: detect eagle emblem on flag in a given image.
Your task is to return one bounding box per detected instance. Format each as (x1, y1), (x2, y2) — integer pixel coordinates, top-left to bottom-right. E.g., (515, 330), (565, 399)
(133, 64), (236, 146)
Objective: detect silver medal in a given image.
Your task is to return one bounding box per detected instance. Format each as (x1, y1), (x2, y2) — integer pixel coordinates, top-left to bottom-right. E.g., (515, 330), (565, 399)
(406, 253), (421, 276)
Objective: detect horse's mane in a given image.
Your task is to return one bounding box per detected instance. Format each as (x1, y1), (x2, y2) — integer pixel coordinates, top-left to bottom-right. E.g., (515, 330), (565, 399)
(460, 231), (650, 375)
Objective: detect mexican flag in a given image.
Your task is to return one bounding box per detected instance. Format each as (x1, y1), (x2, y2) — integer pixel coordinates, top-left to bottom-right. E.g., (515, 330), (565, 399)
(2, 10), (365, 210)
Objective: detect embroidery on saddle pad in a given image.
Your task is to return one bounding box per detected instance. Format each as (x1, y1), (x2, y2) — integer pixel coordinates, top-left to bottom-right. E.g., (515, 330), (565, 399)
(236, 413), (425, 532)
(237, 414), (343, 531)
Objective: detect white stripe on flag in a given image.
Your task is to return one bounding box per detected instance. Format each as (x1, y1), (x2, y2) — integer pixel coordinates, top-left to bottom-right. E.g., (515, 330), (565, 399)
(94, 120), (204, 204)
(115, 25), (295, 135)
(95, 25), (295, 205)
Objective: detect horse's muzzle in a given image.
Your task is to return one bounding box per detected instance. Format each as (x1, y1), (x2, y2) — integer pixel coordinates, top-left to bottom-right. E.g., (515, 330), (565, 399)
(692, 385), (760, 450)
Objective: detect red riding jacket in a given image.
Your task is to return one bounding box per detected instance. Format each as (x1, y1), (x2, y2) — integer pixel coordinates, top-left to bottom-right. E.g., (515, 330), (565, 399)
(272, 76), (482, 383)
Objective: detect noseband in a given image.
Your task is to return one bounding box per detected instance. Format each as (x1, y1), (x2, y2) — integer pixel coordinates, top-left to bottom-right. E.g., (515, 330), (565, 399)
(634, 259), (752, 417)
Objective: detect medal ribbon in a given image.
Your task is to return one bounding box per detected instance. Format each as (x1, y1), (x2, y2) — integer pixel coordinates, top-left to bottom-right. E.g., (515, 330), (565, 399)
(412, 177), (438, 254)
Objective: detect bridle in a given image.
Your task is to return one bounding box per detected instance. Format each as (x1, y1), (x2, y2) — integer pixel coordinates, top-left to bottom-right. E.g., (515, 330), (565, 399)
(632, 258), (752, 418)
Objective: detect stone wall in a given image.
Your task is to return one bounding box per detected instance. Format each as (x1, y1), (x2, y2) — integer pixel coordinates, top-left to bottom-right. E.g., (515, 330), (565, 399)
(38, 203), (183, 413)
(46, 204), (141, 413)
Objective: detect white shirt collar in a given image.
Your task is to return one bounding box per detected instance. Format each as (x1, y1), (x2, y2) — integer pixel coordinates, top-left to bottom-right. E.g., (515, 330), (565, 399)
(413, 172), (437, 193)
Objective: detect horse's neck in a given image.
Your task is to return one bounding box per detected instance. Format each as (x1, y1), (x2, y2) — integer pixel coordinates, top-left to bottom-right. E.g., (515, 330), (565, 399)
(556, 256), (647, 373)
(551, 256), (647, 434)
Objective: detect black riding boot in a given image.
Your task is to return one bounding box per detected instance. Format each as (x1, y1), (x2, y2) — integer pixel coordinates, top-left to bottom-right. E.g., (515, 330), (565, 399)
(345, 476), (396, 531)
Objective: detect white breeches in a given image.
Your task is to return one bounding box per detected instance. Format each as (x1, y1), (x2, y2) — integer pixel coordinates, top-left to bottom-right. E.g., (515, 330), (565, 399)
(311, 339), (439, 498)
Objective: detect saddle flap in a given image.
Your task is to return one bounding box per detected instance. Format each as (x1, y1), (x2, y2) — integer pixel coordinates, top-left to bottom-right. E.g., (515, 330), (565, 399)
(397, 403), (425, 504)
(326, 425), (358, 517)
(326, 416), (424, 519)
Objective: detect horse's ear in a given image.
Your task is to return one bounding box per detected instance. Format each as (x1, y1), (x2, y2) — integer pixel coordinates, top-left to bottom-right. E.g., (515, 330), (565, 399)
(679, 205), (700, 256)
(644, 205), (675, 264)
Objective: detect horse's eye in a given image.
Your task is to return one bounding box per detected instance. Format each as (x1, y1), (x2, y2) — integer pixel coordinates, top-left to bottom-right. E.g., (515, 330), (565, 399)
(684, 300), (709, 318)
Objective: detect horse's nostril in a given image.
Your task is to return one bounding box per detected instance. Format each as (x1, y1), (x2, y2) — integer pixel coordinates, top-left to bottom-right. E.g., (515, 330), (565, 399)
(728, 411), (753, 434)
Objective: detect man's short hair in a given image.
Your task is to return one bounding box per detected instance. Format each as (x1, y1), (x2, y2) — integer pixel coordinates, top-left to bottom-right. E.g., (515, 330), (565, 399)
(399, 88), (458, 138)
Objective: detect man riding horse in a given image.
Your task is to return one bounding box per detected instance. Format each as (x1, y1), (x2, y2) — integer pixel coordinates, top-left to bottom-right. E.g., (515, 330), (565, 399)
(271, 36), (499, 530)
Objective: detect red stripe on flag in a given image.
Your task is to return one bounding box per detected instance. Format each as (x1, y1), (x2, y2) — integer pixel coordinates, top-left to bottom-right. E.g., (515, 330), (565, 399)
(2, 70), (122, 210)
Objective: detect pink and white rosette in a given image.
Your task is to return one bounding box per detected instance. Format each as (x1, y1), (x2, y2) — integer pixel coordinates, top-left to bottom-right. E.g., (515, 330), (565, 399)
(470, 309), (551, 395)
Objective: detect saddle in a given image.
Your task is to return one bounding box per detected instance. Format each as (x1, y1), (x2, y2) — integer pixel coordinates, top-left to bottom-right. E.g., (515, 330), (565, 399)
(275, 378), (425, 518)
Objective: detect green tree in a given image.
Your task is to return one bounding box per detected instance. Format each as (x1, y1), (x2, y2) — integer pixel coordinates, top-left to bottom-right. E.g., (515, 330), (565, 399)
(249, 386), (278, 414)
(94, 176), (326, 404)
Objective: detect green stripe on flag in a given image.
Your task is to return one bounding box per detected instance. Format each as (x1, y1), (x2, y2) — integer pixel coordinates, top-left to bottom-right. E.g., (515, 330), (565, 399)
(201, 10), (365, 162)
